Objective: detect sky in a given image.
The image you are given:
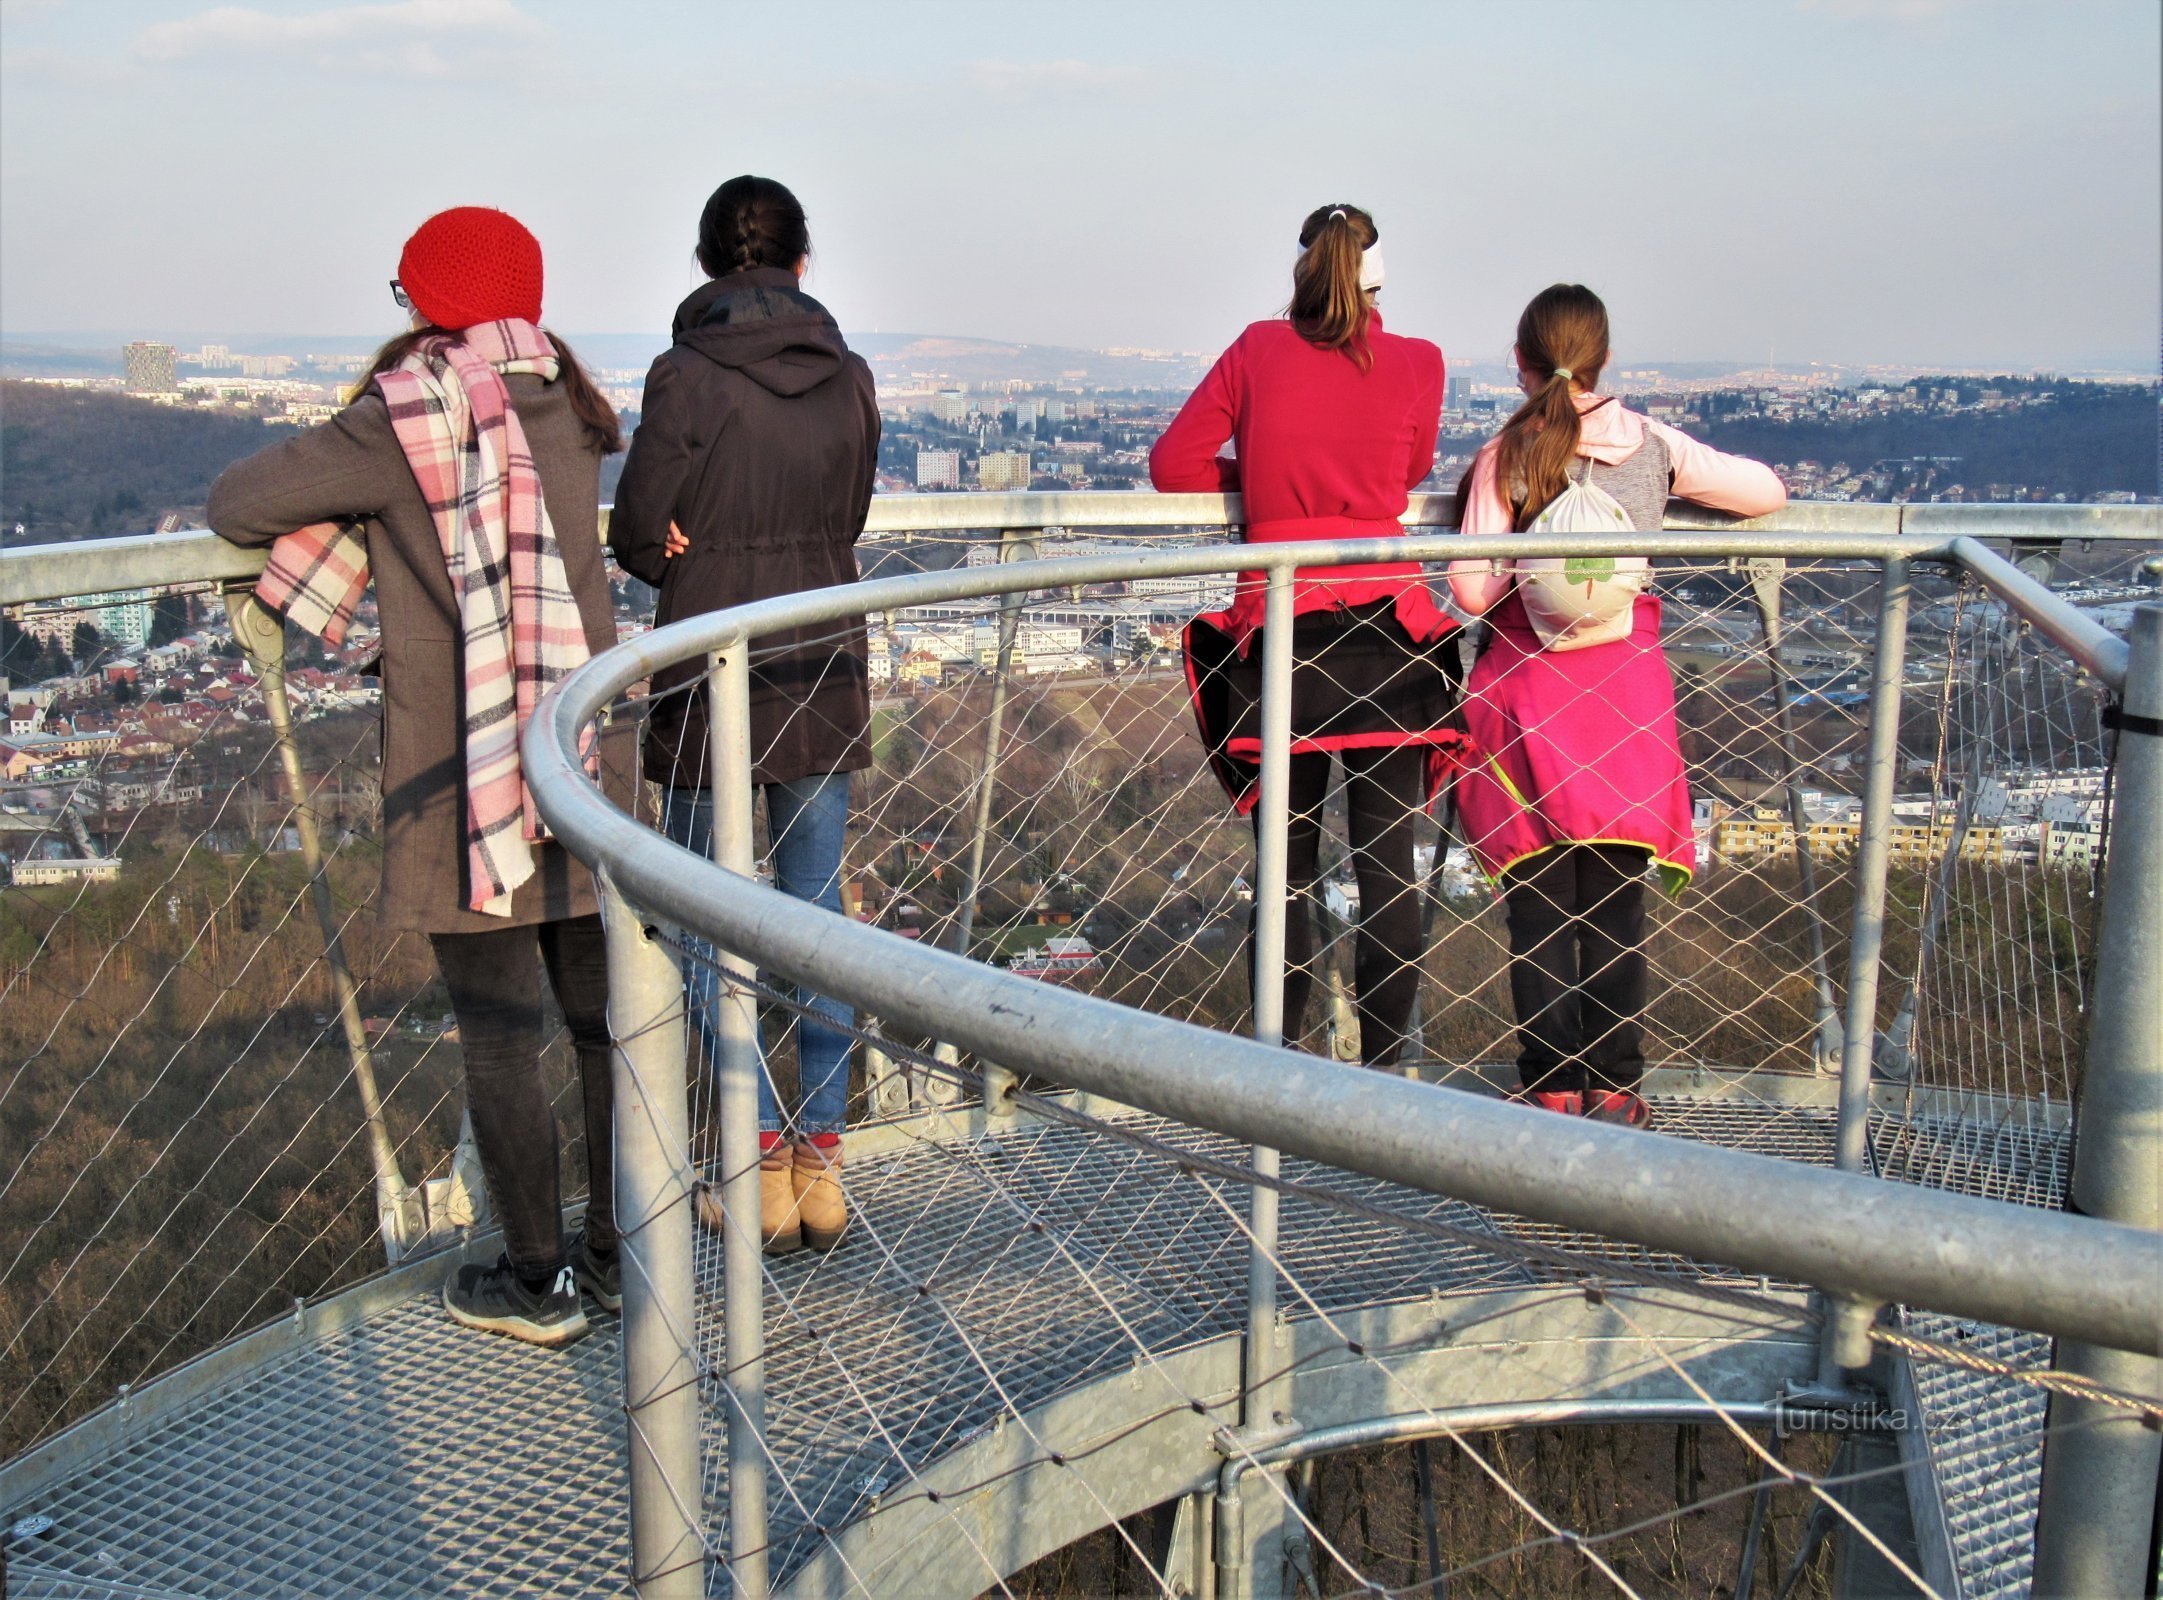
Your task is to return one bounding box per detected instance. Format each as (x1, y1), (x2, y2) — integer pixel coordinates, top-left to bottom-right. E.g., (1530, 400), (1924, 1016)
(2, 0), (2158, 371)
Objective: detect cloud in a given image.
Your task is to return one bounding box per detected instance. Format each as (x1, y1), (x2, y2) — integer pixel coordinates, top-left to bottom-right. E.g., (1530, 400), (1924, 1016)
(133, 0), (547, 75)
(964, 58), (1157, 102)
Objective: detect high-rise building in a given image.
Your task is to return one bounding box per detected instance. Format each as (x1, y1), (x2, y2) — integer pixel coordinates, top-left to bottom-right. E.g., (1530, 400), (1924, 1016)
(198, 344), (233, 369)
(916, 449), (962, 490)
(83, 590), (154, 647)
(930, 391), (972, 425)
(978, 451), (1031, 492)
(123, 342), (179, 394)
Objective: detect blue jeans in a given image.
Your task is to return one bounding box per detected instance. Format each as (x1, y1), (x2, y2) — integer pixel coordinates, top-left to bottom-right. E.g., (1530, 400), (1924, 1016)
(661, 776), (853, 1137)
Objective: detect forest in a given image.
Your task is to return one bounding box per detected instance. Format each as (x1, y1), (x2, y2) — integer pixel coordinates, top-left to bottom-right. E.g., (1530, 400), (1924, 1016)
(0, 381), (302, 542)
(1695, 380), (2158, 499)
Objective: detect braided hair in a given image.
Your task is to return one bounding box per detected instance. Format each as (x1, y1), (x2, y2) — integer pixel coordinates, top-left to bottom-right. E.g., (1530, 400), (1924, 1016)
(696, 176), (810, 278)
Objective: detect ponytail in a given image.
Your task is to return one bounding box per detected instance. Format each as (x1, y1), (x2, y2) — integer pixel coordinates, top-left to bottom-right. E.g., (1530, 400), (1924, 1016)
(1288, 203), (1378, 370)
(1493, 283), (1610, 528)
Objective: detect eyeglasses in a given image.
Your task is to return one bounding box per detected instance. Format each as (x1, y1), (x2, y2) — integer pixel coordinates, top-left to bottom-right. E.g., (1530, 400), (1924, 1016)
(389, 280), (413, 312)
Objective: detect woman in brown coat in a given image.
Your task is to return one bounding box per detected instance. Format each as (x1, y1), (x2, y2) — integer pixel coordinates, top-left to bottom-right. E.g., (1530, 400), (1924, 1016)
(609, 175), (878, 1255)
(208, 207), (626, 1347)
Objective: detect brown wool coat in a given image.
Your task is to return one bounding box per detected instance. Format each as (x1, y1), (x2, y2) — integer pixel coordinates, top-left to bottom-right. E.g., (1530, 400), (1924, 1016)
(207, 373), (633, 935)
(609, 268), (880, 791)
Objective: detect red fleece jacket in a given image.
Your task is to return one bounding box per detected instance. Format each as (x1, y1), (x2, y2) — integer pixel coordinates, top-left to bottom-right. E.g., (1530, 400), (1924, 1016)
(1149, 315), (1447, 644)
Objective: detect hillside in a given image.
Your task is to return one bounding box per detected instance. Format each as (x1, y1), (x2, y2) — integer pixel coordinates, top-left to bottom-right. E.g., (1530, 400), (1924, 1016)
(1695, 383), (2158, 499)
(0, 381), (302, 542)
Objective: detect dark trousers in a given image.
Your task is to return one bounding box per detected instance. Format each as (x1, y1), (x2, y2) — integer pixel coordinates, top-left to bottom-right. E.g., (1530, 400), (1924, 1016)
(429, 914), (614, 1280)
(1501, 844), (1651, 1095)
(1250, 745), (1426, 1068)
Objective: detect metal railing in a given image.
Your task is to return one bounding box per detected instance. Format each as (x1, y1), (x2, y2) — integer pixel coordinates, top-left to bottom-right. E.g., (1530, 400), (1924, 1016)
(3, 496), (2158, 1597)
(512, 496), (2161, 1598)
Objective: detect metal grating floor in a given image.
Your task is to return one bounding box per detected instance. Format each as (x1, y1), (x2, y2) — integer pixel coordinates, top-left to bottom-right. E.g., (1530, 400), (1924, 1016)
(2, 1095), (2072, 1599)
(1903, 1313), (2053, 1600)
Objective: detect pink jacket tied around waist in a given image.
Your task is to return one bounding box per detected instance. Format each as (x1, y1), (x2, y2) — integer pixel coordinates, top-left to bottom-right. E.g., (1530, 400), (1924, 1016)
(1450, 394), (1787, 892)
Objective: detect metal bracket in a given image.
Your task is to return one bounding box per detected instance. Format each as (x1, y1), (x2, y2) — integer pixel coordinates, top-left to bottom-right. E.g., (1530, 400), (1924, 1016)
(1213, 1416), (1303, 1459)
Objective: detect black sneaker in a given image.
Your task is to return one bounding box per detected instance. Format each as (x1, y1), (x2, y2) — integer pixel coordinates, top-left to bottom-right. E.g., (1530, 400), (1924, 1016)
(568, 1227), (623, 1314)
(443, 1255), (590, 1346)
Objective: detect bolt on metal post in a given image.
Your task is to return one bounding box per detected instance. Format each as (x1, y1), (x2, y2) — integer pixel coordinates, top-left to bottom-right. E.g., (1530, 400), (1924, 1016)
(707, 643), (771, 1600)
(1818, 557), (1909, 1386)
(951, 528), (1037, 1119)
(597, 868), (705, 1600)
(222, 583), (417, 1256)
(2030, 602), (2163, 1599)
(1243, 568), (1297, 1423)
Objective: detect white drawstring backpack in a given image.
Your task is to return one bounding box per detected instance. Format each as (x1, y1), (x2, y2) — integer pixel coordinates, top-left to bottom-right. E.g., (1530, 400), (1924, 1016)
(1512, 456), (1650, 651)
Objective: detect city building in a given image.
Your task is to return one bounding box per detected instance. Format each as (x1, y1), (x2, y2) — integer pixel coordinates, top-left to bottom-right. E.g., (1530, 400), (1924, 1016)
(916, 449), (962, 490)
(123, 342), (179, 394)
(82, 590), (154, 647)
(978, 451), (1031, 492)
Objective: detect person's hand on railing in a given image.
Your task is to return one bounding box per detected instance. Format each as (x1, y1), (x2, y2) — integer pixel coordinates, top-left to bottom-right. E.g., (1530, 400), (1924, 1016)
(664, 520), (689, 559)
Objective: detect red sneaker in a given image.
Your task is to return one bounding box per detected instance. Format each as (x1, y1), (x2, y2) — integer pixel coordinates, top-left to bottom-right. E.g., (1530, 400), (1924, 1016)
(1586, 1089), (1651, 1128)
(1522, 1089), (1584, 1115)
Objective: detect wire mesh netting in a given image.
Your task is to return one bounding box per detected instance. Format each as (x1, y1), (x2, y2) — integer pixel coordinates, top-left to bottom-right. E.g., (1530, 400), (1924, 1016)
(4, 522), (2157, 1600)
(602, 525), (2157, 1596)
(0, 583), (597, 1458)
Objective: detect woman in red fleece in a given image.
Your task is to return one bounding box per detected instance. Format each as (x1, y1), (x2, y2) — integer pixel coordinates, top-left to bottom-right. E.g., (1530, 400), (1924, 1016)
(1151, 203), (1465, 1067)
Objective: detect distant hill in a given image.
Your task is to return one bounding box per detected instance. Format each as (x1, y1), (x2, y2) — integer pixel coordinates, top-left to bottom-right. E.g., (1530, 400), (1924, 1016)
(1694, 385), (2160, 499)
(0, 382), (302, 543)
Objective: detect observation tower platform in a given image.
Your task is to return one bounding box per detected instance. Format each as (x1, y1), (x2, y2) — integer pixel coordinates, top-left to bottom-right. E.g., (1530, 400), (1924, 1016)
(2, 498), (2157, 1599)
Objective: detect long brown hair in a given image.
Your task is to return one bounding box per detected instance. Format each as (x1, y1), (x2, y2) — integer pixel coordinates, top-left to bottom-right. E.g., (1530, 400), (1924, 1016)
(1288, 203), (1378, 370)
(1493, 283), (1610, 528)
(351, 326), (623, 455)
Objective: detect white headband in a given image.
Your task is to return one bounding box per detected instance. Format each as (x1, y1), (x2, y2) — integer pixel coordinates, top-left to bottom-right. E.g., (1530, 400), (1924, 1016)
(1359, 244), (1385, 293)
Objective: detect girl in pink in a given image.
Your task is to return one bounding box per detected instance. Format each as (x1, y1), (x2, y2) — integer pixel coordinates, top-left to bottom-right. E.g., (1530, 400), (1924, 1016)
(1449, 284), (1785, 1124)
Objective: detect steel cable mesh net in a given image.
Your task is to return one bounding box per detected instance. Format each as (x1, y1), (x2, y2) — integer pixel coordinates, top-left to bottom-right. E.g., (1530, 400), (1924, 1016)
(683, 539), (1900, 1127)
(609, 530), (2142, 1599)
(0, 582), (594, 1455)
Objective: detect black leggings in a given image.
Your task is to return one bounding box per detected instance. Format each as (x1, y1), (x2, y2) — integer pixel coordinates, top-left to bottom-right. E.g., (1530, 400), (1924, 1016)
(1249, 746), (1427, 1067)
(429, 914), (614, 1280)
(1501, 845), (1650, 1095)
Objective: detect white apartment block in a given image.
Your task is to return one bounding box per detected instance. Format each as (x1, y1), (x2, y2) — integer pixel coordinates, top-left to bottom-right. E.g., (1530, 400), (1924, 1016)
(916, 450), (962, 490)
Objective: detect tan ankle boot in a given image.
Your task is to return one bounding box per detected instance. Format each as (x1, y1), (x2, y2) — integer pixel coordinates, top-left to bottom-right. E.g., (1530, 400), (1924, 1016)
(761, 1146), (802, 1254)
(791, 1141), (846, 1252)
(695, 1153), (804, 1255)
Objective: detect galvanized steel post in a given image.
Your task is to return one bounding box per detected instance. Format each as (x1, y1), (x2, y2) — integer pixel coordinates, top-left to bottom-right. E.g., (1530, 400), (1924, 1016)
(953, 528), (1038, 1117)
(598, 869), (705, 1599)
(2030, 602), (2163, 1599)
(707, 643), (772, 1599)
(1821, 556), (1909, 1381)
(223, 584), (418, 1255)
(1243, 567), (1297, 1420)
(1748, 559), (1845, 1071)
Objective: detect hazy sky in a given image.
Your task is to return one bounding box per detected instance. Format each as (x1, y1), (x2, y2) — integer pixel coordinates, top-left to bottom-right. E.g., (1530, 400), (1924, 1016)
(3, 0), (2158, 370)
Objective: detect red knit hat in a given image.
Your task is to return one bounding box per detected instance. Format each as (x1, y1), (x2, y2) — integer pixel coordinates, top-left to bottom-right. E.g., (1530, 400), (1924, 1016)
(396, 207), (543, 331)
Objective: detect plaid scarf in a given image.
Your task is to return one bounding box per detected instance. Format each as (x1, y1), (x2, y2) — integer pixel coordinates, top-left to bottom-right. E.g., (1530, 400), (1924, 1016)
(257, 318), (590, 916)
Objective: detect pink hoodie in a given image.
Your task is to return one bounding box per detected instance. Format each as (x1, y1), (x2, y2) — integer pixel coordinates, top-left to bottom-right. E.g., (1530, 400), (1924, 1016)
(1449, 393), (1786, 613)
(1447, 395), (1786, 889)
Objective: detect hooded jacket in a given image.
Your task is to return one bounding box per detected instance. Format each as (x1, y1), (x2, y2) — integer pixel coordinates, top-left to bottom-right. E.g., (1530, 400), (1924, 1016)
(611, 268), (880, 789)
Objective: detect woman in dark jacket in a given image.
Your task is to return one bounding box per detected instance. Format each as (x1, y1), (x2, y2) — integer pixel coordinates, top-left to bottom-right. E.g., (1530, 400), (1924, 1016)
(609, 175), (879, 1255)
(208, 207), (629, 1347)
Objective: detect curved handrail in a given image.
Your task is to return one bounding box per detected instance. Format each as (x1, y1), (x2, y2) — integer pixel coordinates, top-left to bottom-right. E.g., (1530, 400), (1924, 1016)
(4, 493), (2157, 608)
(525, 531), (2163, 1356)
